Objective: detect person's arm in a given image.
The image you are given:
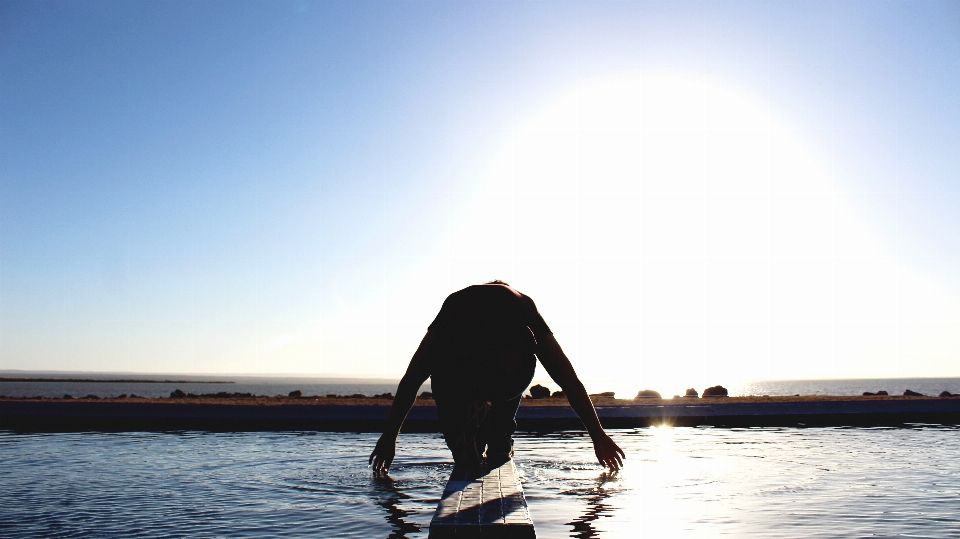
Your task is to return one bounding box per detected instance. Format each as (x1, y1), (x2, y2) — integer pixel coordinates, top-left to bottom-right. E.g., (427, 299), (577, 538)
(369, 331), (436, 473)
(536, 333), (625, 471)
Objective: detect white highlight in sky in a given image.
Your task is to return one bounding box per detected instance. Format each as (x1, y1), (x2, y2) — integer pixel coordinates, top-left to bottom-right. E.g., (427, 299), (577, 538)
(420, 72), (960, 394)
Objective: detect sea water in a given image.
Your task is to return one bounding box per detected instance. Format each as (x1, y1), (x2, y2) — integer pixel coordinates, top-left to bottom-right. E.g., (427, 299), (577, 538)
(2, 377), (958, 399)
(1, 427), (957, 538)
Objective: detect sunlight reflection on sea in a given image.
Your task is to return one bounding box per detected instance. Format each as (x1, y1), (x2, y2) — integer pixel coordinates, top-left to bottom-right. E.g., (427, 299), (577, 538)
(1, 427), (957, 538)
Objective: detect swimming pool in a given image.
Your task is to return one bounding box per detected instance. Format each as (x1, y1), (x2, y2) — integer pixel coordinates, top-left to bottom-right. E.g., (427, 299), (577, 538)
(1, 427), (957, 538)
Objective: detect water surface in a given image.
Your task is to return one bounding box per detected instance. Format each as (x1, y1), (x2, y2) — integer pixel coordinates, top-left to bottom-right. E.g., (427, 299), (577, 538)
(1, 428), (957, 538)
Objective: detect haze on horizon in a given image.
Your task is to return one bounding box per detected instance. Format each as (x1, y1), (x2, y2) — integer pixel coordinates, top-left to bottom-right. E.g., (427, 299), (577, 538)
(2, 1), (959, 393)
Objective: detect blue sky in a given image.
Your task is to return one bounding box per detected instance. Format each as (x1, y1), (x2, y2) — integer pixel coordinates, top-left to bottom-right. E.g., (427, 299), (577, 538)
(2, 1), (959, 392)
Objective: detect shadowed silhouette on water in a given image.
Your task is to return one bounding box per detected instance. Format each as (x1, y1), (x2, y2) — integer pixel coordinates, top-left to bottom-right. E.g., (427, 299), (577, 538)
(372, 474), (422, 539)
(567, 472), (617, 539)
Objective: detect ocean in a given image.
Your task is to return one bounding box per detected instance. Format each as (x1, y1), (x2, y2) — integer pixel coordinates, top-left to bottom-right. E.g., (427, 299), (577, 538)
(1, 427), (957, 538)
(1, 375), (958, 399)
(0, 375), (411, 400)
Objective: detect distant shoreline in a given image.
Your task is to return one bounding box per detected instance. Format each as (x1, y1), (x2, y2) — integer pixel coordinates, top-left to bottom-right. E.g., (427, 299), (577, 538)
(0, 378), (234, 384)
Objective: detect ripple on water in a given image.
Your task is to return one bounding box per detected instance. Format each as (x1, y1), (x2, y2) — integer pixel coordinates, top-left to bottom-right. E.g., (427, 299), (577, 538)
(0, 427), (958, 538)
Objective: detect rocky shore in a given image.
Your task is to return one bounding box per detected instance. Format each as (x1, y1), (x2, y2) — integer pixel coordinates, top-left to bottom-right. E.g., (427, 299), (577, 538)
(4, 382), (958, 432)
(2, 389), (959, 433)
(4, 382), (956, 407)
(3, 393), (956, 406)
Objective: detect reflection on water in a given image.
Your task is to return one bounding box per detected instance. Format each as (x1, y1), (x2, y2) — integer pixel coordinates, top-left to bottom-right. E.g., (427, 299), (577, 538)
(372, 474), (423, 539)
(0, 428), (958, 538)
(567, 472), (616, 539)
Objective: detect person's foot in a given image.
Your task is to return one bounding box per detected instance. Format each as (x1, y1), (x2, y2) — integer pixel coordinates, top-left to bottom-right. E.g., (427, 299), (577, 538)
(483, 437), (514, 468)
(483, 451), (512, 469)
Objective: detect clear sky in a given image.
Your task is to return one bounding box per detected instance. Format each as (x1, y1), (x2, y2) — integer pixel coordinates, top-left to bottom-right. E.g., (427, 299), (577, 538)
(2, 1), (959, 393)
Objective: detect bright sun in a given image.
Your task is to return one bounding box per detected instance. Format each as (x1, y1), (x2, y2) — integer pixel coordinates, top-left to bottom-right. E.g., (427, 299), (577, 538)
(427, 71), (957, 396)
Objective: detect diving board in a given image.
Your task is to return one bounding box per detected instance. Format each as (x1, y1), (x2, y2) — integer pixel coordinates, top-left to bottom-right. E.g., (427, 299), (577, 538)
(428, 459), (535, 538)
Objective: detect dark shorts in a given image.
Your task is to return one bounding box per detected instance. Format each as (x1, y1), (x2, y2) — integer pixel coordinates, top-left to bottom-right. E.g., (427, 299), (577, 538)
(430, 351), (536, 466)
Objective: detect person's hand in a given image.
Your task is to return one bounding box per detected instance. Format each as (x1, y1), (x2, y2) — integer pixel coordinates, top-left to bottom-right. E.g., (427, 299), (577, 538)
(369, 433), (397, 474)
(591, 432), (625, 471)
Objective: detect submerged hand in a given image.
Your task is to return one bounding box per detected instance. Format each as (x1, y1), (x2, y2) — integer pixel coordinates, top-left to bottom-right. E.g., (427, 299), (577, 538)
(369, 434), (397, 474)
(591, 432), (625, 471)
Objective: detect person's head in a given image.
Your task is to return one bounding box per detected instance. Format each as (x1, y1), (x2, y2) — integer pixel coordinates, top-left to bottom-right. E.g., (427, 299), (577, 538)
(485, 279), (510, 286)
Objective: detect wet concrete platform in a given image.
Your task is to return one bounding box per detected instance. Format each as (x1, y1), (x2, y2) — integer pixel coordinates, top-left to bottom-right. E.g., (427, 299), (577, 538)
(429, 459), (535, 538)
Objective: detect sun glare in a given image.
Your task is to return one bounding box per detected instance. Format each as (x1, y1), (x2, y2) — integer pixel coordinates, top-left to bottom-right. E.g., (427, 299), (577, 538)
(428, 71), (959, 392)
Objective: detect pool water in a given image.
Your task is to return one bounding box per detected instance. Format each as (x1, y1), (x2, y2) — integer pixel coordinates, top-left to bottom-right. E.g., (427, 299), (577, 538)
(1, 427), (957, 538)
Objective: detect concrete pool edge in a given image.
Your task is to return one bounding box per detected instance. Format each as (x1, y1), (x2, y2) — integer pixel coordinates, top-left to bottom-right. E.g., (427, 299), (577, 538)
(2, 397), (960, 432)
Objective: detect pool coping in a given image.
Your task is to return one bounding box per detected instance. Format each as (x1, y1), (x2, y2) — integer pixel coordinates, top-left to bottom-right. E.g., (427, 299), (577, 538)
(2, 398), (959, 431)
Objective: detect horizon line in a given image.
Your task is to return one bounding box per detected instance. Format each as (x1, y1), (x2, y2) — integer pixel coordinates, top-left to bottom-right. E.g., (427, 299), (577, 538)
(2, 369), (958, 383)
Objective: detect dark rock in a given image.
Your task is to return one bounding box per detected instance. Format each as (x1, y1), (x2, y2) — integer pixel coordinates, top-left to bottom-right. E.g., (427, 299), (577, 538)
(635, 389), (662, 399)
(702, 385), (728, 397)
(589, 391), (616, 398)
(170, 389), (186, 399)
(348, 393), (366, 398)
(325, 394), (338, 398)
(372, 392), (395, 400)
(684, 388), (699, 398)
(863, 392), (876, 396)
(903, 389), (923, 396)
(84, 394), (100, 400)
(288, 390), (302, 398)
(129, 394), (141, 399)
(551, 390), (566, 398)
(876, 390), (888, 396)
(62, 394), (75, 400)
(939, 391), (955, 397)
(116, 394), (127, 399)
(529, 384), (551, 399)
(418, 391), (433, 399)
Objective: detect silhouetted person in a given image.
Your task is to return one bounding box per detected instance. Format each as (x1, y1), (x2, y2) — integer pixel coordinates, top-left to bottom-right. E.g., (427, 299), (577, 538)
(369, 281), (624, 472)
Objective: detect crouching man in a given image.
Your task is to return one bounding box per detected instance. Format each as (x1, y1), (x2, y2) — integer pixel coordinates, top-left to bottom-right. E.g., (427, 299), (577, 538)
(369, 281), (624, 472)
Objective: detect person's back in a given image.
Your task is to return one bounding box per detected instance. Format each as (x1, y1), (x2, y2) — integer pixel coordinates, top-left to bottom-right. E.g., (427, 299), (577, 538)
(429, 283), (548, 403)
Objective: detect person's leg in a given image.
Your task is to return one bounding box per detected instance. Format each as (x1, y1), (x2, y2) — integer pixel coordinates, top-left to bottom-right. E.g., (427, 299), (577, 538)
(477, 350), (536, 465)
(435, 393), (489, 467)
(432, 345), (535, 467)
(479, 394), (522, 465)
(432, 371), (489, 468)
